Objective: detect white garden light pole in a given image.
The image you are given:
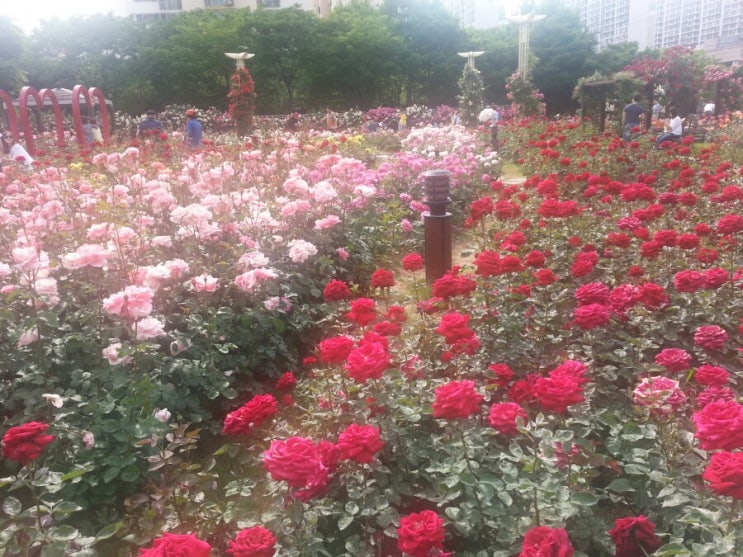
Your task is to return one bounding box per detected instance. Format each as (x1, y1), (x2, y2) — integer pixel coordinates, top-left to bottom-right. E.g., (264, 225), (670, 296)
(506, 13), (545, 80)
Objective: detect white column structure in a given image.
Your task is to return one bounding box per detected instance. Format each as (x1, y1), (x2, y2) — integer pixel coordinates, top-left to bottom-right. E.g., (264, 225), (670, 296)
(457, 51), (485, 70)
(506, 13), (546, 80)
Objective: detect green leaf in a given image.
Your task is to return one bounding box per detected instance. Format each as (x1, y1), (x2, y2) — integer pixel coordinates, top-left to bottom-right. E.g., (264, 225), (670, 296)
(606, 478), (635, 492)
(47, 525), (80, 541)
(338, 514), (354, 531)
(571, 492), (599, 506)
(661, 493), (690, 507)
(2, 496), (22, 517)
(652, 542), (693, 556)
(95, 522), (123, 541)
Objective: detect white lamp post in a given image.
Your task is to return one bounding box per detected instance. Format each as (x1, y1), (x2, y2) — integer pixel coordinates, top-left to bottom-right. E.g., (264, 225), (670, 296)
(224, 52), (255, 70)
(506, 14), (545, 80)
(457, 50), (485, 70)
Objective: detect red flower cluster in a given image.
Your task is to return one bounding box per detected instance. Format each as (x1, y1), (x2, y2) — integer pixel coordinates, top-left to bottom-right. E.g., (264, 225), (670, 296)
(262, 436), (339, 501)
(435, 312), (475, 345)
(227, 526), (276, 557)
(370, 268), (395, 288)
(138, 533), (211, 557)
(2, 421), (55, 464)
(336, 423), (384, 463)
(318, 335), (355, 364)
(432, 380), (483, 419)
(223, 394), (278, 435)
(518, 526), (573, 557)
(703, 451), (743, 499)
(323, 279), (351, 302)
(609, 516), (662, 557)
(397, 510), (446, 557)
(488, 402), (527, 435)
(692, 399), (743, 450)
(344, 298), (377, 326)
(431, 271), (477, 299)
(343, 341), (390, 382)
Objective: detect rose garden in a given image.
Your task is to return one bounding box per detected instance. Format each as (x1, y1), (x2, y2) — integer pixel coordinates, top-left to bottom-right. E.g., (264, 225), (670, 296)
(1, 90), (743, 557)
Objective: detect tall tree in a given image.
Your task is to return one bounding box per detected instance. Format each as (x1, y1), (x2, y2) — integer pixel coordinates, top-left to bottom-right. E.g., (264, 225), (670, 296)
(308, 3), (404, 109)
(0, 17), (26, 94)
(240, 7), (318, 112)
(382, 0), (469, 107)
(529, 0), (597, 115)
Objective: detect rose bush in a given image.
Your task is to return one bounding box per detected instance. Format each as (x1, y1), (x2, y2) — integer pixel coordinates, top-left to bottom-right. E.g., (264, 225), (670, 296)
(1, 113), (742, 556)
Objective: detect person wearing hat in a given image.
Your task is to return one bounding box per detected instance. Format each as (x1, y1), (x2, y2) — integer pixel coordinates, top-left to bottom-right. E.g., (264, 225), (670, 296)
(136, 109), (163, 138)
(184, 109), (202, 148)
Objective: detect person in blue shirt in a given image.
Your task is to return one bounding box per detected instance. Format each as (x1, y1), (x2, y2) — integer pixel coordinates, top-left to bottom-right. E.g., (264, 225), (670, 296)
(184, 109), (203, 148)
(137, 109), (163, 138)
(622, 94), (645, 142)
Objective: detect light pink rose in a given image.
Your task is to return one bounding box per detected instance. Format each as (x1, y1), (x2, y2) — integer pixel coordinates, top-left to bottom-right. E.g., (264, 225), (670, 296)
(234, 268), (279, 293)
(135, 317), (167, 341)
(102, 285), (154, 320)
(191, 274), (219, 292)
(287, 239), (318, 263)
(102, 342), (132, 365)
(61, 244), (111, 270)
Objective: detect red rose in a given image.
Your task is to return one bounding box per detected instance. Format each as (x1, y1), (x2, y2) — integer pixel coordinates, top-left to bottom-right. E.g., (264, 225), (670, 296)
(436, 312), (475, 344)
(402, 253), (424, 272)
(524, 250), (546, 267)
(344, 297), (377, 326)
(370, 268), (395, 288)
(549, 360), (588, 385)
(138, 533), (211, 557)
(495, 199), (521, 219)
(487, 363), (515, 387)
(276, 371), (297, 392)
(637, 282), (668, 308)
(574, 282), (610, 305)
(262, 436), (330, 490)
(385, 305), (407, 323)
(432, 380), (483, 419)
(223, 394), (278, 435)
(518, 526), (574, 557)
(474, 250), (501, 277)
(609, 516), (662, 557)
(344, 341), (390, 383)
(694, 365), (730, 386)
(373, 320), (402, 336)
(431, 272), (477, 299)
(227, 526), (277, 557)
(533, 268), (557, 286)
(573, 303), (611, 329)
(533, 376), (584, 414)
(468, 196), (493, 222)
(692, 399), (743, 450)
(322, 279), (351, 302)
(2, 421), (55, 465)
(654, 348), (692, 373)
(673, 270), (705, 293)
(397, 510), (446, 557)
(336, 423), (384, 463)
(716, 213), (743, 234)
(318, 335), (355, 364)
(703, 451), (743, 499)
(694, 325), (728, 350)
(488, 402), (527, 435)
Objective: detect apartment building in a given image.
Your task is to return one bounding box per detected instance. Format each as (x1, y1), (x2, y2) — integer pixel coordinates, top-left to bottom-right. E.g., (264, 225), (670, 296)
(563, 0), (742, 62)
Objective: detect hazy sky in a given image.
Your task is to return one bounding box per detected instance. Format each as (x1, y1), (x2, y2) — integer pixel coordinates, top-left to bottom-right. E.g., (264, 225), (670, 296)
(2, 0), (120, 32)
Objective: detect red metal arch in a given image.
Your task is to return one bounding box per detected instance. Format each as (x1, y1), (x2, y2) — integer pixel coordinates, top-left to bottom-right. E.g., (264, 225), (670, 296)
(0, 89), (20, 144)
(19, 86), (44, 155)
(71, 85), (94, 149)
(38, 88), (67, 148)
(88, 87), (111, 144)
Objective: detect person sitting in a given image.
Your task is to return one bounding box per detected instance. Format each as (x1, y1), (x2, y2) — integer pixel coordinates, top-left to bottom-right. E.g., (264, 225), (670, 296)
(655, 107), (682, 148)
(1, 133), (34, 169)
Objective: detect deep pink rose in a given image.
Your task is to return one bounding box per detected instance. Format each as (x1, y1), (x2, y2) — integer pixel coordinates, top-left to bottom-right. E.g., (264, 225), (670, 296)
(370, 268), (395, 288)
(336, 423), (384, 463)
(574, 282), (610, 305)
(2, 421), (56, 464)
(488, 402), (527, 435)
(693, 325), (728, 350)
(694, 365), (729, 387)
(397, 510), (446, 557)
(137, 533), (211, 557)
(703, 451), (743, 499)
(323, 279), (351, 302)
(518, 526), (574, 557)
(609, 516), (662, 557)
(692, 399), (743, 451)
(654, 348), (692, 373)
(432, 380), (484, 419)
(227, 526), (277, 557)
(573, 303), (611, 329)
(343, 341), (390, 382)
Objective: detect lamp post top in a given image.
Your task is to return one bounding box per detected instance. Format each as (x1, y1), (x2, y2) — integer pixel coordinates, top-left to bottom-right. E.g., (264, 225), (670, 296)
(224, 52), (255, 69)
(457, 51), (485, 69)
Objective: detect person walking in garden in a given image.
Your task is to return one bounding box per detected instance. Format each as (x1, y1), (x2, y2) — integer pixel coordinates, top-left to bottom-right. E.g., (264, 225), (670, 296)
(184, 109), (203, 148)
(136, 109), (163, 138)
(622, 94), (645, 142)
(490, 106), (500, 150)
(325, 108), (337, 130)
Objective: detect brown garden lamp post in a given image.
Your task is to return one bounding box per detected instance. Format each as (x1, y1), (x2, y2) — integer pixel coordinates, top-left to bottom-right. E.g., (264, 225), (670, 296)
(423, 170), (453, 284)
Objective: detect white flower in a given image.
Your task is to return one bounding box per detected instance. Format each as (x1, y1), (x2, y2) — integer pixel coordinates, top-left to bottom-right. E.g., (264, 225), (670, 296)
(42, 393), (64, 408)
(154, 408), (171, 422)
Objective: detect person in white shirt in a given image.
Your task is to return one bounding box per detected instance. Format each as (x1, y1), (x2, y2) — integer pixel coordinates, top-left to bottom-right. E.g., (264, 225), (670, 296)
(655, 107), (683, 147)
(1, 133), (34, 169)
(703, 102), (715, 122)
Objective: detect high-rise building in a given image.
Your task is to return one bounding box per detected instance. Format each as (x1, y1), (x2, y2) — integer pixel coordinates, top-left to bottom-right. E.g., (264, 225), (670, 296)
(563, 0), (742, 62)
